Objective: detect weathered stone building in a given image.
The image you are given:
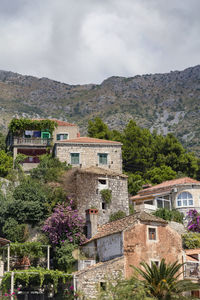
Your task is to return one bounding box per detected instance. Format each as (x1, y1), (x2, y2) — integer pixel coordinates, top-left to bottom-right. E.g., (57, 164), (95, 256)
(131, 177), (200, 216)
(74, 212), (183, 298)
(60, 166), (129, 227)
(54, 137), (122, 174)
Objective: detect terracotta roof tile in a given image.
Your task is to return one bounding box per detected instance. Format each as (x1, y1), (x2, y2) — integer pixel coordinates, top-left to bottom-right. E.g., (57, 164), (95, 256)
(84, 212), (167, 244)
(185, 248), (200, 255)
(77, 166), (127, 178)
(56, 136), (122, 144)
(73, 256), (124, 276)
(131, 177), (200, 201)
(32, 118), (77, 126)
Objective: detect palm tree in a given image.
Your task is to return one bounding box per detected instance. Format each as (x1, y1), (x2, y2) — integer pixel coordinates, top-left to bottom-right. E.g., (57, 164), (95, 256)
(132, 259), (199, 300)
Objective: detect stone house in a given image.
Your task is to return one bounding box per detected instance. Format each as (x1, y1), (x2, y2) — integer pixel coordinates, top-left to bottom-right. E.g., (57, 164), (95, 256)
(184, 248), (200, 298)
(131, 177), (200, 216)
(74, 211), (183, 298)
(7, 118), (79, 171)
(53, 137), (122, 174)
(60, 166), (129, 226)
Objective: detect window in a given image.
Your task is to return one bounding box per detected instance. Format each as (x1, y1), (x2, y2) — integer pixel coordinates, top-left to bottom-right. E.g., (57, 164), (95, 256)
(151, 260), (160, 267)
(177, 192), (193, 207)
(57, 133), (68, 141)
(98, 153), (108, 165)
(148, 227), (157, 241)
(156, 197), (171, 210)
(100, 282), (107, 291)
(102, 202), (106, 210)
(70, 153), (80, 165)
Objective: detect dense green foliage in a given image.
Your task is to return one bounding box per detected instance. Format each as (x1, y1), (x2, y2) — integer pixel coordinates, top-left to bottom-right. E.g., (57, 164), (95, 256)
(2, 218), (29, 242)
(109, 210), (126, 222)
(8, 118), (57, 135)
(31, 154), (70, 183)
(182, 233), (200, 249)
(0, 150), (13, 177)
(1, 267), (71, 294)
(0, 132), (6, 151)
(153, 209), (184, 224)
(88, 118), (200, 194)
(132, 259), (199, 299)
(54, 241), (77, 272)
(97, 274), (154, 300)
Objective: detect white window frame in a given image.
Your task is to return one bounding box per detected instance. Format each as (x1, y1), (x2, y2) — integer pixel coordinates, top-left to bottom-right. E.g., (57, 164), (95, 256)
(147, 226), (158, 242)
(98, 153), (108, 165)
(70, 153), (80, 165)
(150, 259), (160, 267)
(176, 191), (194, 208)
(56, 133), (69, 141)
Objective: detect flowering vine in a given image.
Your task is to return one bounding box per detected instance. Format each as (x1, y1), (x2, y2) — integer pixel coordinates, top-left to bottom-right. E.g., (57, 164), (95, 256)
(187, 209), (200, 232)
(42, 201), (86, 245)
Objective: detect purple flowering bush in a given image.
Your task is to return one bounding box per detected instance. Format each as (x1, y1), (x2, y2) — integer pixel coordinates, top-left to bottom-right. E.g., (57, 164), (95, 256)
(187, 209), (200, 232)
(42, 201), (86, 245)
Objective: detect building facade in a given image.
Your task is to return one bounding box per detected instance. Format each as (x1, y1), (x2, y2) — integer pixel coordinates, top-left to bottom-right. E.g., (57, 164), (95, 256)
(54, 137), (122, 174)
(74, 212), (183, 299)
(131, 177), (200, 216)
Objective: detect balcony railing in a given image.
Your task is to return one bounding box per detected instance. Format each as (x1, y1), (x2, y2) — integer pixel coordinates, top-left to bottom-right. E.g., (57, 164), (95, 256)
(13, 137), (53, 146)
(184, 262), (200, 279)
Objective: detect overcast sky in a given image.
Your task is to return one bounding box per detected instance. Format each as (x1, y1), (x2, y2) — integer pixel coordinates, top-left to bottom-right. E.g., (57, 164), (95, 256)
(0, 0), (200, 84)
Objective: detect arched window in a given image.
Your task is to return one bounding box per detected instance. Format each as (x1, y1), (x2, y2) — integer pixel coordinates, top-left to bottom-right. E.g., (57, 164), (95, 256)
(177, 192), (193, 207)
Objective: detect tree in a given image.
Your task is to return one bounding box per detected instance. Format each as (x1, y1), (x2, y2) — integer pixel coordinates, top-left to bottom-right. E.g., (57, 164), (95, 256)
(6, 178), (49, 225)
(0, 150), (13, 177)
(127, 173), (146, 195)
(153, 209), (184, 224)
(88, 117), (113, 140)
(145, 166), (177, 184)
(0, 132), (6, 151)
(132, 259), (199, 299)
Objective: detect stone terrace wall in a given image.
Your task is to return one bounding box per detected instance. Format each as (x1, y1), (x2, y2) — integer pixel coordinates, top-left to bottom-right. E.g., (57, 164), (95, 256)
(75, 257), (124, 299)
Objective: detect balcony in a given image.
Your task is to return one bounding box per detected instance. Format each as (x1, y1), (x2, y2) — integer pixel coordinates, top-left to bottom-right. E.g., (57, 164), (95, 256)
(13, 137), (53, 147)
(184, 262), (200, 279)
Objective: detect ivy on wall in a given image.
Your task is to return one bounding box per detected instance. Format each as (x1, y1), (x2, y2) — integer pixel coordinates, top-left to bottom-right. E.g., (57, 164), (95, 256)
(8, 119), (57, 135)
(100, 189), (112, 204)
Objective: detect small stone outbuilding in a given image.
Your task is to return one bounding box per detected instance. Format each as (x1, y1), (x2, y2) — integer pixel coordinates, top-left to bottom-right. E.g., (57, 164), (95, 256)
(74, 212), (183, 298)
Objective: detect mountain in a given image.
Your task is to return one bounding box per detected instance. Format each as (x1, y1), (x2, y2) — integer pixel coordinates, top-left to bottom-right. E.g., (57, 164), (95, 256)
(0, 65), (200, 155)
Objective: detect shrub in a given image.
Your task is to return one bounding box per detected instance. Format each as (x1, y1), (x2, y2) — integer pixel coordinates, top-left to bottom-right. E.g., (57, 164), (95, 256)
(187, 209), (200, 232)
(153, 208), (184, 223)
(109, 210), (126, 222)
(100, 189), (112, 204)
(2, 218), (29, 242)
(182, 233), (200, 249)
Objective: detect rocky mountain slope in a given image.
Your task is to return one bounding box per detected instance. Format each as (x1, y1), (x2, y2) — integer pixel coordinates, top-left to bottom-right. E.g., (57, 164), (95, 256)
(0, 65), (200, 155)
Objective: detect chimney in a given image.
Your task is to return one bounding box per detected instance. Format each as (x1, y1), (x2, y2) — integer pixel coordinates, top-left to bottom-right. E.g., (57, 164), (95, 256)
(77, 132), (80, 137)
(85, 209), (98, 239)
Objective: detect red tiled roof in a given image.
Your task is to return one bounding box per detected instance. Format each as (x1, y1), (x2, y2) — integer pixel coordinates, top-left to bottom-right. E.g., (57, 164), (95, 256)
(32, 118), (77, 126)
(56, 137), (122, 144)
(84, 212), (167, 244)
(0, 237), (10, 246)
(131, 177), (200, 201)
(185, 249), (200, 255)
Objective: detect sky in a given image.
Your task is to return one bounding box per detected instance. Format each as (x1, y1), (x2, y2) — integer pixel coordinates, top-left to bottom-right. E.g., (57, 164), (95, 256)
(0, 0), (200, 85)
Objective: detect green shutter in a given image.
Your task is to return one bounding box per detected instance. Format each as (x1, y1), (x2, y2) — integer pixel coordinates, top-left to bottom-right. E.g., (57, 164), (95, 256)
(71, 153), (80, 165)
(98, 153), (108, 165)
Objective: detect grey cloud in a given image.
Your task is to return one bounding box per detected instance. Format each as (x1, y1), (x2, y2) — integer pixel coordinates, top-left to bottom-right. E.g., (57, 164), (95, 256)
(0, 0), (199, 84)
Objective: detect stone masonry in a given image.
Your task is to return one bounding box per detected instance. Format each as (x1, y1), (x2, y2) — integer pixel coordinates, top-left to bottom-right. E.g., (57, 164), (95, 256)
(74, 257), (124, 299)
(75, 167), (129, 225)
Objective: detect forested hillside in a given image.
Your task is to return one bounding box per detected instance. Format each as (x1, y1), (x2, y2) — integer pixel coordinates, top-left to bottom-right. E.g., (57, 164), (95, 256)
(0, 65), (200, 155)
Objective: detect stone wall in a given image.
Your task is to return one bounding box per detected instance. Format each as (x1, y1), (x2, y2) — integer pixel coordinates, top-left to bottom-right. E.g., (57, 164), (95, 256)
(52, 125), (79, 142)
(54, 144), (122, 173)
(74, 257), (125, 299)
(75, 171), (129, 225)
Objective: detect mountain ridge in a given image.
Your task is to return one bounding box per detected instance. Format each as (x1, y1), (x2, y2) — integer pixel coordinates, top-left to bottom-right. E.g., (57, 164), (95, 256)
(0, 65), (200, 155)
